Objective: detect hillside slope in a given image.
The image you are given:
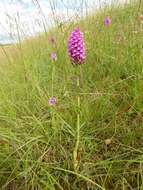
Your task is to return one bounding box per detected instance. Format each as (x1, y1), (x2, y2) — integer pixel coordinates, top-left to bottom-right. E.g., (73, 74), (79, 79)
(0, 1), (143, 189)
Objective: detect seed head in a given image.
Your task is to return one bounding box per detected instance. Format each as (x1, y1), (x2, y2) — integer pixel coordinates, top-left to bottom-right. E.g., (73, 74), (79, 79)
(49, 36), (57, 47)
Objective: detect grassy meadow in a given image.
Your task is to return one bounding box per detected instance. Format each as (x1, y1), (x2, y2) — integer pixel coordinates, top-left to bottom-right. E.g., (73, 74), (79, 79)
(0, 1), (143, 189)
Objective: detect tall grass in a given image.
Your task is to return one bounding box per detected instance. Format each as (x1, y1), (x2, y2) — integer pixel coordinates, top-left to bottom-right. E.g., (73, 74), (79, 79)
(0, 0), (143, 189)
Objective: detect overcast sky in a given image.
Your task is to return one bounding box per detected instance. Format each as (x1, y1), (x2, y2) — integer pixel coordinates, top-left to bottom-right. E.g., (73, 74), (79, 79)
(0, 0), (130, 44)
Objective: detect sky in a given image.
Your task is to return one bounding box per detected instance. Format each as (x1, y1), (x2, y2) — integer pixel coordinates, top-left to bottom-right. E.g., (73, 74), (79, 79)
(0, 0), (130, 44)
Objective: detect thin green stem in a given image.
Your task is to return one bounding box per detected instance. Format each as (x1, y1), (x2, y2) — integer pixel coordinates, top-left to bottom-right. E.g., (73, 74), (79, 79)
(51, 64), (55, 96)
(73, 72), (80, 172)
(50, 166), (105, 190)
(51, 63), (55, 129)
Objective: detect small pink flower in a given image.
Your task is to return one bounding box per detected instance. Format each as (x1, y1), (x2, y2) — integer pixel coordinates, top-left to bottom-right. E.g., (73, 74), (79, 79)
(48, 97), (57, 106)
(104, 17), (111, 27)
(51, 52), (57, 61)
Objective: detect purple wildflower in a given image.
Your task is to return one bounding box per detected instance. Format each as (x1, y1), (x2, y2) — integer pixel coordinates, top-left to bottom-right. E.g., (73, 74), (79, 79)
(48, 97), (57, 106)
(68, 28), (86, 65)
(104, 17), (111, 27)
(51, 52), (57, 61)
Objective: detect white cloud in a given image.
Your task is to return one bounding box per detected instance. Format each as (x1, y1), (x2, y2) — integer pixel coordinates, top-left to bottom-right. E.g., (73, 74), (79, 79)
(0, 0), (50, 43)
(0, 0), (131, 44)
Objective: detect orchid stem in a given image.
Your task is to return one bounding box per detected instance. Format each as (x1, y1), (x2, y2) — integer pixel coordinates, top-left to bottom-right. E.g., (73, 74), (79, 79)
(73, 69), (81, 172)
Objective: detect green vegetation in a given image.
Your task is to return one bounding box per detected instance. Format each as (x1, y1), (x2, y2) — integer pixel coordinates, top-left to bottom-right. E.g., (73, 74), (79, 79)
(0, 1), (143, 189)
